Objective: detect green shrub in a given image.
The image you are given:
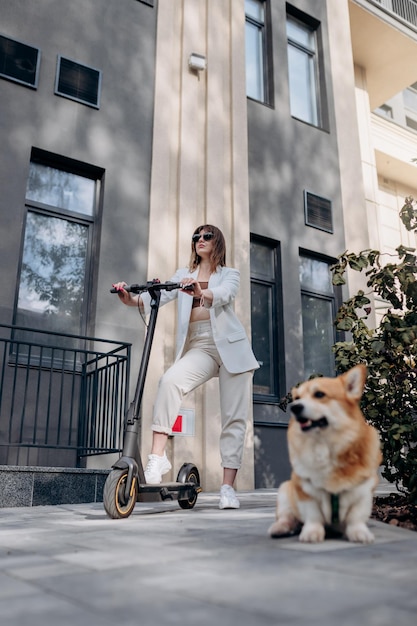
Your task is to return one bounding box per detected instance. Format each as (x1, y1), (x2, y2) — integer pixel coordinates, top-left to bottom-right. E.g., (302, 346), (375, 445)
(330, 197), (417, 503)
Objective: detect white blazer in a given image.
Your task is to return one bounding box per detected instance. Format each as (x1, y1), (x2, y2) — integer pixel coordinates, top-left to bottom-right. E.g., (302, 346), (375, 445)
(141, 266), (260, 374)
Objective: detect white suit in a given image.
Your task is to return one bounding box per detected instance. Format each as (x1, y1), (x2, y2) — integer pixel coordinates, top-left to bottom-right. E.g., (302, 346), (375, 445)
(142, 265), (259, 374)
(142, 265), (259, 469)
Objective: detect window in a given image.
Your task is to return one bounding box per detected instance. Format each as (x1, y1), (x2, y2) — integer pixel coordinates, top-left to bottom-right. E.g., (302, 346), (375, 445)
(300, 254), (339, 379)
(245, 0), (272, 104)
(406, 116), (417, 132)
(0, 34), (40, 88)
(404, 83), (417, 131)
(374, 103), (393, 119)
(286, 11), (321, 126)
(15, 150), (104, 348)
(404, 83), (417, 111)
(55, 56), (101, 108)
(250, 237), (284, 402)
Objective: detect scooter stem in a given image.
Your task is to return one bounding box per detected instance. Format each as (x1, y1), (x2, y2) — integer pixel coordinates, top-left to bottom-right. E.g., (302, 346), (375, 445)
(122, 420), (140, 458)
(126, 288), (161, 425)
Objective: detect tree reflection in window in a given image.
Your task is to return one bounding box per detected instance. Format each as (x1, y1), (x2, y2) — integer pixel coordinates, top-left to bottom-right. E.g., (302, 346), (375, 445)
(17, 212), (88, 336)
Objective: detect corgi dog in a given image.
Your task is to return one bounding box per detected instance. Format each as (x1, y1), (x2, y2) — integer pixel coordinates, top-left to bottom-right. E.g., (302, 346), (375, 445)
(268, 365), (382, 543)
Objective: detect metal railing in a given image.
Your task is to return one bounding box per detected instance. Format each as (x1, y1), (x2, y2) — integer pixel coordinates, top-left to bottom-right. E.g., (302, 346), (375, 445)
(370, 0), (417, 28)
(0, 324), (130, 467)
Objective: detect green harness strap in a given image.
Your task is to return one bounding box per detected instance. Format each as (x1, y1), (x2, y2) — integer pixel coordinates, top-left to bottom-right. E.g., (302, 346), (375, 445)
(331, 493), (340, 525)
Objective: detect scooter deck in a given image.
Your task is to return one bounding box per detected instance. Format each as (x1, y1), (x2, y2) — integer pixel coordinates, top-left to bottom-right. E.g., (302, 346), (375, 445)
(137, 480), (202, 503)
(139, 481), (199, 489)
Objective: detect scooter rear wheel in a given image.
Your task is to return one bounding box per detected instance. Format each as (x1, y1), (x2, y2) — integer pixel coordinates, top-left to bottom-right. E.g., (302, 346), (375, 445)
(103, 468), (138, 519)
(177, 463), (200, 509)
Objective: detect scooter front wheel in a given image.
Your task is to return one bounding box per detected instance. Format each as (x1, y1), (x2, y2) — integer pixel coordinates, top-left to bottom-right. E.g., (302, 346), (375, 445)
(103, 468), (138, 519)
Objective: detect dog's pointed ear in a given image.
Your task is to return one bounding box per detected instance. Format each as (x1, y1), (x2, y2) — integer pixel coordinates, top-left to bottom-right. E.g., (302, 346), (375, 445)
(342, 364), (367, 400)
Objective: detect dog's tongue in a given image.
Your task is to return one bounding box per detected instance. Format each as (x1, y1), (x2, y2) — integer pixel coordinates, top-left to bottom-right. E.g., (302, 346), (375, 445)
(300, 419), (312, 430)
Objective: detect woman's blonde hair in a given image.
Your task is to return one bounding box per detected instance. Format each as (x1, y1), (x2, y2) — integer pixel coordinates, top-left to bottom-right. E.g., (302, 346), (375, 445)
(189, 225), (226, 273)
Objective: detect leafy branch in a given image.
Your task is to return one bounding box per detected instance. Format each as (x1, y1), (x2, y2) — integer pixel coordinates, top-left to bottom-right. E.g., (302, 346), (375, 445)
(331, 198), (417, 503)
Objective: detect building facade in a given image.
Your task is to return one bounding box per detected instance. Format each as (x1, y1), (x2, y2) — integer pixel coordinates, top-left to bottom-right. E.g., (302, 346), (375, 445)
(1, 0), (416, 491)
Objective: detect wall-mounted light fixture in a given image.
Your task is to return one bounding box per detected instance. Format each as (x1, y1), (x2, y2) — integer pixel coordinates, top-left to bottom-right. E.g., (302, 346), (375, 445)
(188, 53), (207, 72)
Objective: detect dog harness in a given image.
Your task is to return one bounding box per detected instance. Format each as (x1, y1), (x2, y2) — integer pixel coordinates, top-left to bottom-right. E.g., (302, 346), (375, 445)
(330, 494), (340, 524)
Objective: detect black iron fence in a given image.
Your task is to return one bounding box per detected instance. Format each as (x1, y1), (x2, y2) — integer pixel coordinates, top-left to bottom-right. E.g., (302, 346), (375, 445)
(0, 324), (130, 467)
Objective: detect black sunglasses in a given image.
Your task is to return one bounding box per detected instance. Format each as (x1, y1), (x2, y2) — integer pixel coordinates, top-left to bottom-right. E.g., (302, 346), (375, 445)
(192, 232), (214, 244)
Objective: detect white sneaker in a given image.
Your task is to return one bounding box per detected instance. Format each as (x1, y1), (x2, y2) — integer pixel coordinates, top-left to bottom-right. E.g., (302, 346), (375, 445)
(144, 453), (172, 484)
(219, 484), (240, 509)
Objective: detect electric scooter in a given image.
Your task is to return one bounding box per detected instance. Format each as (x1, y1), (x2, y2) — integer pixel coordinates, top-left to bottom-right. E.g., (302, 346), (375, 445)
(103, 280), (201, 519)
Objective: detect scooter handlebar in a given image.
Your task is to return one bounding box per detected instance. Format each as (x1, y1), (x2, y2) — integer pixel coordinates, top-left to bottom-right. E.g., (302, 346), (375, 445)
(110, 281), (194, 294)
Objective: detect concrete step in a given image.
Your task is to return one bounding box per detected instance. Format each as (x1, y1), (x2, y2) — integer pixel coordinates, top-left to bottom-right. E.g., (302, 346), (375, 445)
(0, 465), (109, 507)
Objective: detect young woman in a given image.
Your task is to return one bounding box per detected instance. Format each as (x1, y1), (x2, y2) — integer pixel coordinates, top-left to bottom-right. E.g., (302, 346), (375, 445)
(113, 225), (259, 509)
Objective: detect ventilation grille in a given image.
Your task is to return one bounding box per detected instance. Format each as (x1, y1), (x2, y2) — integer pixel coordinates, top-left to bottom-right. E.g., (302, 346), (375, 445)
(0, 34), (40, 88)
(56, 57), (101, 108)
(304, 191), (333, 233)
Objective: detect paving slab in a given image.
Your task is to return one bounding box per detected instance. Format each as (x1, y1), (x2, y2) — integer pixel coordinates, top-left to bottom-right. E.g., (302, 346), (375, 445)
(0, 489), (416, 626)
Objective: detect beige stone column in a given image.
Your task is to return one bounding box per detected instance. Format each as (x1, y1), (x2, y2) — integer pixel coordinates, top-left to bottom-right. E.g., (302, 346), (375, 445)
(142, 0), (254, 491)
(326, 0), (375, 309)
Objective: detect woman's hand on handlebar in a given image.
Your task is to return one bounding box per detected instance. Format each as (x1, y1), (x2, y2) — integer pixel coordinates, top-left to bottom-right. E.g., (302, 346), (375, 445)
(180, 278), (202, 297)
(112, 282), (138, 307)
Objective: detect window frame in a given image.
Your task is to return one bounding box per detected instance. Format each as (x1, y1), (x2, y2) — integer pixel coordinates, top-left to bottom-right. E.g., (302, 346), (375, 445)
(14, 149), (104, 347)
(245, 0), (274, 106)
(55, 55), (102, 109)
(250, 234), (285, 410)
(0, 33), (41, 89)
(299, 250), (343, 380)
(404, 83), (417, 131)
(286, 6), (327, 129)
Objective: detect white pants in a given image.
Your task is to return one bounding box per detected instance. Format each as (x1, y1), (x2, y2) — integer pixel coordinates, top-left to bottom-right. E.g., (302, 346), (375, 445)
(152, 320), (253, 469)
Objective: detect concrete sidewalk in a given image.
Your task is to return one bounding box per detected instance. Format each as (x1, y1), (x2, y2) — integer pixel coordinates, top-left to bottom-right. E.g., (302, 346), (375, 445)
(0, 489), (416, 626)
